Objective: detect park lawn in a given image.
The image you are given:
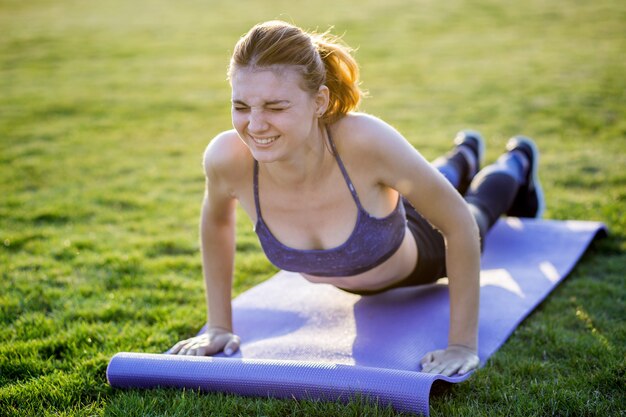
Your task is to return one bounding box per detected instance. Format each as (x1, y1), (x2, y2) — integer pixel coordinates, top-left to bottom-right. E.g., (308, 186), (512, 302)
(1, 0), (624, 415)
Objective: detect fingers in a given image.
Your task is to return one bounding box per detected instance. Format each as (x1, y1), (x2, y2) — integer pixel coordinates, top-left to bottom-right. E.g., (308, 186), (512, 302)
(420, 351), (435, 366)
(421, 359), (455, 375)
(419, 348), (480, 376)
(169, 339), (190, 354)
(458, 355), (480, 375)
(456, 362), (474, 375)
(169, 336), (209, 356)
(428, 363), (451, 376)
(420, 362), (437, 374)
(180, 342), (212, 356)
(223, 334), (241, 356)
(422, 358), (461, 376)
(183, 341), (199, 355)
(420, 348), (445, 367)
(187, 339), (219, 356)
(420, 353), (442, 374)
(169, 332), (241, 357)
(193, 345), (208, 356)
(439, 360), (464, 377)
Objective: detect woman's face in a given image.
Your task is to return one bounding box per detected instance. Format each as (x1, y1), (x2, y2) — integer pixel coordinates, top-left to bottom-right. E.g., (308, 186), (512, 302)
(231, 66), (327, 163)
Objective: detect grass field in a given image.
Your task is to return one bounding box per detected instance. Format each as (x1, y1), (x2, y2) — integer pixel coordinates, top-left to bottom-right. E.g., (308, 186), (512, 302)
(1, 0), (624, 415)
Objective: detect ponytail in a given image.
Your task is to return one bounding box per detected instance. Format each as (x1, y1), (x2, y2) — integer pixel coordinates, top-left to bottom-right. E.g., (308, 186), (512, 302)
(313, 33), (363, 123)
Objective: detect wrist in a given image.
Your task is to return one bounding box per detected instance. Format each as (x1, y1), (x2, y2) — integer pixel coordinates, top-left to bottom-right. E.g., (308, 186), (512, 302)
(207, 325), (232, 333)
(448, 343), (477, 353)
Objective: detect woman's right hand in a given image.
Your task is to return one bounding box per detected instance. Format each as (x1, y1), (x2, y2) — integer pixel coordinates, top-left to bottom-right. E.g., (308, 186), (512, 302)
(169, 327), (241, 356)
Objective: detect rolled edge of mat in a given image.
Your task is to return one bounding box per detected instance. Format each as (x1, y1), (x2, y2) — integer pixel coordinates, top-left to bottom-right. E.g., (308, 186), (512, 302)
(107, 352), (470, 415)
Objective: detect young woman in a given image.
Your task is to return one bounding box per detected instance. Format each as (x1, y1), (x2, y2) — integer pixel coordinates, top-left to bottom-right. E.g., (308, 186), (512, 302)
(170, 20), (544, 377)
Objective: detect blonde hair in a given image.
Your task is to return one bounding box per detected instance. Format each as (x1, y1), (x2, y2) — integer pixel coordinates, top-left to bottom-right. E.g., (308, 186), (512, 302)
(228, 20), (363, 124)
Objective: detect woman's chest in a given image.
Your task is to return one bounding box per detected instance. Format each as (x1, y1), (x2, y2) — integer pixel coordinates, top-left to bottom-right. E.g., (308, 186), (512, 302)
(235, 160), (398, 251)
(254, 179), (360, 250)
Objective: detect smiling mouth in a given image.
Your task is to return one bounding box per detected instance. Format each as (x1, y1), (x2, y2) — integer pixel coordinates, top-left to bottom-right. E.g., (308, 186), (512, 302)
(251, 135), (279, 145)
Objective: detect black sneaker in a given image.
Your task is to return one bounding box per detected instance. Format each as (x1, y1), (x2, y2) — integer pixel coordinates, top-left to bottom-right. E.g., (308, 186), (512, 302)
(505, 136), (545, 218)
(453, 130), (485, 178)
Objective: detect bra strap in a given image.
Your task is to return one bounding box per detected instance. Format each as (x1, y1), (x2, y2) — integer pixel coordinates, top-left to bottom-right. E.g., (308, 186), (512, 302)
(253, 159), (262, 219)
(326, 126), (365, 210)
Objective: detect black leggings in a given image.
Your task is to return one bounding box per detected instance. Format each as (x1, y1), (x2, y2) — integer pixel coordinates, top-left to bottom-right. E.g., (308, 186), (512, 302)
(347, 147), (525, 295)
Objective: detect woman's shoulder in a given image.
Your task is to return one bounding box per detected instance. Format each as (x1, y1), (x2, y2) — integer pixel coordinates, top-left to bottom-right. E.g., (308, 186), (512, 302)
(203, 129), (252, 182)
(331, 112), (409, 157)
(333, 111), (387, 134)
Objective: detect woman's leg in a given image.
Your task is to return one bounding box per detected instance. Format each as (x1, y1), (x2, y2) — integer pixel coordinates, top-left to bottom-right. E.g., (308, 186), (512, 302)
(465, 136), (544, 241)
(432, 130), (485, 195)
(433, 133), (543, 247)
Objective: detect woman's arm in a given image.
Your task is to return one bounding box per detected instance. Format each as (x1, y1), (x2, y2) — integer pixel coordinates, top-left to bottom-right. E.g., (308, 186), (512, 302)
(342, 114), (480, 375)
(170, 134), (241, 356)
(401, 155), (480, 352)
(200, 181), (237, 332)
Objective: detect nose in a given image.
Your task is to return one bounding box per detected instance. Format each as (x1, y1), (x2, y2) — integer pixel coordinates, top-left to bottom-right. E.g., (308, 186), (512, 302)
(248, 109), (268, 133)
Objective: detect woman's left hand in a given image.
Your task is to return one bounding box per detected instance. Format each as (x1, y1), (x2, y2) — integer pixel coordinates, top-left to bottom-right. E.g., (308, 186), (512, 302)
(420, 345), (480, 376)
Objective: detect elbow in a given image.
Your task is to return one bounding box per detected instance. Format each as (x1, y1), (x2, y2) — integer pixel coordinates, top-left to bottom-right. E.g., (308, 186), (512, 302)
(443, 205), (482, 252)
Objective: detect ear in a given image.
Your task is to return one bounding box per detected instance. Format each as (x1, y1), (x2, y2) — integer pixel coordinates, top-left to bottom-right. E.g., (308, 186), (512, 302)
(314, 85), (330, 117)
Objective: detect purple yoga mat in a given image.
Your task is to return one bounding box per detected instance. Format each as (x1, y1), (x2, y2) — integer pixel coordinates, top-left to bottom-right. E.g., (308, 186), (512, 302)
(107, 218), (606, 415)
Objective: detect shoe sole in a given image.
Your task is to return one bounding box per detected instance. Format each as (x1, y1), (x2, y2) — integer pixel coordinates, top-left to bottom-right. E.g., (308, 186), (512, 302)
(511, 136), (545, 218)
(455, 129), (486, 167)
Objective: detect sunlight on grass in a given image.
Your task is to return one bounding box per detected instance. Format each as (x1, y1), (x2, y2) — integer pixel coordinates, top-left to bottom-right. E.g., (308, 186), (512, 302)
(574, 305), (613, 352)
(1, 0), (624, 415)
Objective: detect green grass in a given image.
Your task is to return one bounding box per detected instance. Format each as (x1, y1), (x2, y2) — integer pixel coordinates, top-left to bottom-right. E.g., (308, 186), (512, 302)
(1, 0), (624, 415)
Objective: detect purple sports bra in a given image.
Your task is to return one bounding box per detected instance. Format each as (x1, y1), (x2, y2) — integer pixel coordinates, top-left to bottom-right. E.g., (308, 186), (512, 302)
(253, 130), (407, 277)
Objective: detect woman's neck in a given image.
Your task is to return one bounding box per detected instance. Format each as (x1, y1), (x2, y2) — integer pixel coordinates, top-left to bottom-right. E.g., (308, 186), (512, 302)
(260, 124), (334, 188)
